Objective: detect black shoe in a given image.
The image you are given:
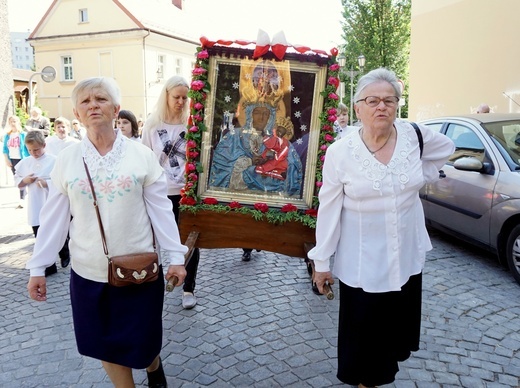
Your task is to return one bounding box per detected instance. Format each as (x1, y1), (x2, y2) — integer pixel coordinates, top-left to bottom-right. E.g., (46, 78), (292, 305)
(44, 263), (58, 277)
(242, 251), (251, 262)
(61, 256), (70, 268)
(147, 359), (167, 388)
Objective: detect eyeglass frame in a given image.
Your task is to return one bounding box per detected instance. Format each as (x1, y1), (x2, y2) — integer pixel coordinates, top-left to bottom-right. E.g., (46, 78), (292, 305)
(355, 96), (400, 108)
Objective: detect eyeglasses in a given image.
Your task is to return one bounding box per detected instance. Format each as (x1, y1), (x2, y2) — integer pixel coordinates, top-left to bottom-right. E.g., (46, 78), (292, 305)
(356, 96), (400, 108)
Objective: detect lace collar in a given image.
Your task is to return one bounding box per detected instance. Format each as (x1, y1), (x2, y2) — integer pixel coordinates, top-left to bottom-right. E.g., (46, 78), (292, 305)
(82, 130), (126, 178)
(348, 124), (414, 193)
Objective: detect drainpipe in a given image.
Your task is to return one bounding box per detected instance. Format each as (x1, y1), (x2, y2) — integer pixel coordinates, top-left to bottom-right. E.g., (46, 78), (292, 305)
(142, 29), (151, 117)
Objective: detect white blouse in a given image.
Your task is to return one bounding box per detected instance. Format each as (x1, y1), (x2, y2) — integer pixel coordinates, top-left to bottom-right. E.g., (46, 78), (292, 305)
(14, 153), (56, 226)
(308, 121), (455, 292)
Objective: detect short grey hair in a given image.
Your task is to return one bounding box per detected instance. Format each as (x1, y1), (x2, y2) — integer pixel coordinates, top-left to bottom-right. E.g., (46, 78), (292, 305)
(71, 77), (121, 108)
(354, 68), (402, 103)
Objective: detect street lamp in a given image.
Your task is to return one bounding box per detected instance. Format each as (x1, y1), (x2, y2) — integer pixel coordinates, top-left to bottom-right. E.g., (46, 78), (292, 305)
(342, 55), (366, 125)
(28, 66), (56, 113)
(337, 53), (346, 101)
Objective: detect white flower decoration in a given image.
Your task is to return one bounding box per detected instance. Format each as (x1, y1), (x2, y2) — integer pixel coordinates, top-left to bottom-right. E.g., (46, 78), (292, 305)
(293, 97), (300, 104)
(294, 111), (301, 118)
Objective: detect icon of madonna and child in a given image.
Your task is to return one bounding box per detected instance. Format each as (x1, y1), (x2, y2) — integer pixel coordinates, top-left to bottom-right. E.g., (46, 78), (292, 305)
(208, 60), (304, 198)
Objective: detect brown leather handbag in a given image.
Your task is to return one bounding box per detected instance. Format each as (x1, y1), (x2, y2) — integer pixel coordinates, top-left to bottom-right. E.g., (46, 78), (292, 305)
(83, 159), (159, 287)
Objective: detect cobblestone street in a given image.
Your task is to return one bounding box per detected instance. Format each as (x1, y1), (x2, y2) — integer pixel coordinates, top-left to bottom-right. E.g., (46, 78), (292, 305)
(0, 182), (519, 387)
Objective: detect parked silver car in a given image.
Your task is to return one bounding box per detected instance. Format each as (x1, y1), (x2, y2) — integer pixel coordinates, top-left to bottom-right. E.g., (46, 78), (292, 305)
(419, 113), (520, 285)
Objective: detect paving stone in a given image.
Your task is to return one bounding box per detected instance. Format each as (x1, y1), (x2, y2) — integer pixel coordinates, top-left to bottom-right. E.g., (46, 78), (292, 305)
(1, 185), (520, 387)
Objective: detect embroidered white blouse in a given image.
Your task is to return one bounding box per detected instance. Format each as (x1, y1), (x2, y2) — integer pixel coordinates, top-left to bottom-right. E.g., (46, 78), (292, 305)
(308, 121), (455, 292)
(26, 131), (188, 281)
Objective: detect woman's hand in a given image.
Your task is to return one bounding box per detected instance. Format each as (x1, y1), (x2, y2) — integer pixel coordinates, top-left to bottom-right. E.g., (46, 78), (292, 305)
(313, 270), (335, 295)
(27, 276), (47, 301)
(165, 264), (186, 288)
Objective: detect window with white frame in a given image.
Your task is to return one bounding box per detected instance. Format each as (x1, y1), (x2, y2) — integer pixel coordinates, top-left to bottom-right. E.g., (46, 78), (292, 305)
(79, 8), (88, 23)
(62, 56), (74, 81)
(175, 58), (182, 75)
(157, 55), (165, 80)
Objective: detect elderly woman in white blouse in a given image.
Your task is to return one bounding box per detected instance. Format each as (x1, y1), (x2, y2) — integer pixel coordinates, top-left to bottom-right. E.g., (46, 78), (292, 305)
(309, 68), (454, 388)
(26, 77), (187, 387)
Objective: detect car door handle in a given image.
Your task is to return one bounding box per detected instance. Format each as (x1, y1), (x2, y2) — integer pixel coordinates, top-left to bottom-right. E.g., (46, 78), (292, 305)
(439, 169), (446, 179)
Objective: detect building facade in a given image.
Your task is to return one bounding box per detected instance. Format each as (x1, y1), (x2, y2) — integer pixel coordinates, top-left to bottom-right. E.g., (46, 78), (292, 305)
(11, 32), (33, 70)
(409, 0), (520, 120)
(1, 0), (14, 129)
(28, 0), (198, 121)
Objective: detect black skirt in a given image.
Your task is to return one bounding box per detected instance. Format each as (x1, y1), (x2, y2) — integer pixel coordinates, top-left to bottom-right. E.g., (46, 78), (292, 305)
(337, 272), (422, 386)
(70, 269), (165, 369)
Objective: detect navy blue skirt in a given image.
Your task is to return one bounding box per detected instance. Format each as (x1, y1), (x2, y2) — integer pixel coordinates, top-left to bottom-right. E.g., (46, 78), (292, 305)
(70, 269), (165, 369)
(337, 272), (422, 386)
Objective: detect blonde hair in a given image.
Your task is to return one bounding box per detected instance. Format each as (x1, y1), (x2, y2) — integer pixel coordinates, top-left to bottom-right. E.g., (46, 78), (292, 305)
(6, 115), (22, 135)
(337, 103), (348, 115)
(54, 116), (71, 129)
(143, 76), (190, 134)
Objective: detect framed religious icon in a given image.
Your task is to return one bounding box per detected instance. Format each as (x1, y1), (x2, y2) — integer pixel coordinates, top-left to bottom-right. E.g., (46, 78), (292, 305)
(200, 55), (327, 209)
(179, 37), (341, 259)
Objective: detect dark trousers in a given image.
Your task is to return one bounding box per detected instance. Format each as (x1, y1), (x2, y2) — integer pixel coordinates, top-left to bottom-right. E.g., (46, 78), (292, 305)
(168, 194), (199, 293)
(32, 225), (70, 265)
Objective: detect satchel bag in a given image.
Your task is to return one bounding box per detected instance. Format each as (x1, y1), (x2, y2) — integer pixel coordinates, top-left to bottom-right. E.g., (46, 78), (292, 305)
(83, 159), (159, 287)
(108, 252), (159, 287)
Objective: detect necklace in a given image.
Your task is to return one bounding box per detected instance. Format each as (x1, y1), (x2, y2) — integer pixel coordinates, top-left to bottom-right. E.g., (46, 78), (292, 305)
(360, 127), (394, 155)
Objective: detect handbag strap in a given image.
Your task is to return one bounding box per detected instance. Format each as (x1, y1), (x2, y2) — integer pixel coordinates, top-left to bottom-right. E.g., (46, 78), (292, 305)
(83, 158), (110, 258)
(410, 122), (423, 158)
(82, 158), (156, 260)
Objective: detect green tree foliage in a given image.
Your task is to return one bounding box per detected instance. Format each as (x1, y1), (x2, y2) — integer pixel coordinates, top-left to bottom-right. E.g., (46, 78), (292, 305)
(340, 0), (411, 117)
(15, 100), (29, 128)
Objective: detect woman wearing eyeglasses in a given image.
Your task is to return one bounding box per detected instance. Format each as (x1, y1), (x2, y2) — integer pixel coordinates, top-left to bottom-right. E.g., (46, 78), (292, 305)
(308, 68), (454, 387)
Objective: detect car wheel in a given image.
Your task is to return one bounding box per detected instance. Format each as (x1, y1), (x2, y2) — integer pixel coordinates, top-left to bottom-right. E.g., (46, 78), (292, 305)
(506, 225), (520, 285)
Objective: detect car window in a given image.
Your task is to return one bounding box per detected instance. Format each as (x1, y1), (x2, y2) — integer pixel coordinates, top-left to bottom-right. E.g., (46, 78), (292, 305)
(423, 123), (443, 133)
(485, 121), (520, 166)
(444, 123), (486, 163)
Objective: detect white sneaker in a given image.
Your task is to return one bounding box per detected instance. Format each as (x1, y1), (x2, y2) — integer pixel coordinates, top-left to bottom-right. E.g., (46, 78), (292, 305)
(182, 292), (197, 309)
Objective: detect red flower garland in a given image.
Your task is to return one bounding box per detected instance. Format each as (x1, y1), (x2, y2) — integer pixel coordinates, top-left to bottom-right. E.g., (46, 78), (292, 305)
(180, 43), (340, 226)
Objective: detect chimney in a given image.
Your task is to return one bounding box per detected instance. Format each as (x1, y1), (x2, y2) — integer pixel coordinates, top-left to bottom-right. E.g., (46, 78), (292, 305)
(172, 0), (182, 10)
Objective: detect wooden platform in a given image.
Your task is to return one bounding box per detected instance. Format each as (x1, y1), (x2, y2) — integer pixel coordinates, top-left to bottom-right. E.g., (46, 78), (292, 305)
(179, 210), (316, 259)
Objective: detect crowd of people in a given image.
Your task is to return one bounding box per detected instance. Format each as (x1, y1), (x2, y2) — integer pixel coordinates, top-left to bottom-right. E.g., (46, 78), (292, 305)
(1, 68), (463, 387)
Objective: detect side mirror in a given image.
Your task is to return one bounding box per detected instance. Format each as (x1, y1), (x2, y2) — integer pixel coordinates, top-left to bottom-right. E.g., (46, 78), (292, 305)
(453, 157), (493, 174)
(454, 157), (483, 171)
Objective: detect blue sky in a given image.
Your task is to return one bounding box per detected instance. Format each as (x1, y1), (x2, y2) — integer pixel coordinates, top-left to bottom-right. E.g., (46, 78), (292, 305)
(8, 0), (344, 50)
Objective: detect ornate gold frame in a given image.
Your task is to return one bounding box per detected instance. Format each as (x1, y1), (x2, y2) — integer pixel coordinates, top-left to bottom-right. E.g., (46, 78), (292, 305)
(197, 53), (327, 209)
